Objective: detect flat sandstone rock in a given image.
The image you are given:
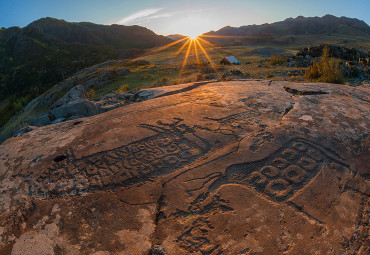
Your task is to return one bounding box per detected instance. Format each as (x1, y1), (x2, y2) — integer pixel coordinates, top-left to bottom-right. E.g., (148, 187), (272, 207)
(0, 80), (369, 254)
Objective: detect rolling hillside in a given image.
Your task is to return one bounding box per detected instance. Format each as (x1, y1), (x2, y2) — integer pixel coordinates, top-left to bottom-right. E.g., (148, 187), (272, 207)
(0, 17), (172, 126)
(204, 15), (370, 47)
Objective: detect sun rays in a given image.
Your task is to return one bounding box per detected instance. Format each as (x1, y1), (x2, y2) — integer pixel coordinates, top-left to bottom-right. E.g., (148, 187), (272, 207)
(133, 32), (232, 80)
(168, 34), (223, 77)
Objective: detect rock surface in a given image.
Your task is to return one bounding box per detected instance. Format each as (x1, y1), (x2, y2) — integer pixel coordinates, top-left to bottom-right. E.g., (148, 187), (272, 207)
(0, 80), (369, 254)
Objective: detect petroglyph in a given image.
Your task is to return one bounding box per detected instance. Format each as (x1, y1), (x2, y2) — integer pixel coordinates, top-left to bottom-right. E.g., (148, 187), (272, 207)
(249, 129), (274, 151)
(12, 110), (267, 200)
(204, 109), (262, 135)
(175, 193), (233, 254)
(13, 119), (210, 199)
(209, 138), (351, 202)
(1, 80), (368, 254)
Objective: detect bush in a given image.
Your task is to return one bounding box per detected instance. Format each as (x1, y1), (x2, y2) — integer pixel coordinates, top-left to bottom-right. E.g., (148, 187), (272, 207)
(87, 88), (95, 99)
(269, 54), (288, 65)
(153, 77), (170, 87)
(304, 46), (344, 84)
(116, 84), (129, 93)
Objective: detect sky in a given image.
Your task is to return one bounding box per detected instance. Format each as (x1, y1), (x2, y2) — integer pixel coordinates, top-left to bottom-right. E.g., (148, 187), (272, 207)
(1, 0), (369, 36)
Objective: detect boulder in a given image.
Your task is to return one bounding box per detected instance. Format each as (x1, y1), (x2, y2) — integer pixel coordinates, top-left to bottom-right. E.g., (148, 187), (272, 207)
(0, 80), (369, 254)
(135, 89), (157, 100)
(49, 99), (99, 119)
(15, 125), (35, 137)
(44, 85), (100, 120)
(53, 85), (86, 108)
(29, 113), (52, 126)
(297, 44), (370, 62)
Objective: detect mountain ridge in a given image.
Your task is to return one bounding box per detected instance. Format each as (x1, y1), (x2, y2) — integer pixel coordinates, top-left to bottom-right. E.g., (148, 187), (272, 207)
(0, 17), (172, 127)
(206, 14), (370, 36)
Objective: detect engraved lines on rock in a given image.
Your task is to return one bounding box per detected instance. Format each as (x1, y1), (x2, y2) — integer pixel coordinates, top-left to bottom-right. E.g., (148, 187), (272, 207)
(149, 110), (270, 193)
(14, 119), (211, 199)
(13, 108), (269, 200)
(343, 197), (369, 254)
(209, 138), (350, 203)
(203, 109), (262, 137)
(201, 109), (274, 153)
(175, 192), (234, 254)
(182, 138), (353, 228)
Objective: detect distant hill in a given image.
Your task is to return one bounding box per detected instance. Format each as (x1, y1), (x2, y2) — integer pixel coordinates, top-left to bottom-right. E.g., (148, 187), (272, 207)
(166, 34), (188, 41)
(204, 14), (370, 46)
(0, 17), (172, 126)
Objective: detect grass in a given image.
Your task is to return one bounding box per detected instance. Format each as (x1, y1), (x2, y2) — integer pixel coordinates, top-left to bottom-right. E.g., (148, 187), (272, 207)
(304, 46), (344, 84)
(0, 105), (48, 141)
(94, 64), (185, 97)
(87, 88), (95, 99)
(269, 54), (288, 65)
(115, 85), (129, 94)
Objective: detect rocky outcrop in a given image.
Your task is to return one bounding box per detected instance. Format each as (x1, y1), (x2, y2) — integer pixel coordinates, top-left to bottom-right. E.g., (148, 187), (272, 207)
(49, 85), (99, 119)
(297, 44), (370, 63)
(0, 61), (134, 142)
(283, 45), (370, 83)
(28, 85), (99, 127)
(0, 80), (369, 254)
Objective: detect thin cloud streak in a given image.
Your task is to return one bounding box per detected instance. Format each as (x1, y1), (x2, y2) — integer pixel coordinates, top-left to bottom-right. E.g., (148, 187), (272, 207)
(115, 8), (164, 25)
(134, 12), (178, 25)
(113, 8), (202, 26)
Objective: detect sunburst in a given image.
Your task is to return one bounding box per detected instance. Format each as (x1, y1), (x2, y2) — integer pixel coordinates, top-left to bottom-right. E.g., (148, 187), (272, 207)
(134, 32), (235, 80)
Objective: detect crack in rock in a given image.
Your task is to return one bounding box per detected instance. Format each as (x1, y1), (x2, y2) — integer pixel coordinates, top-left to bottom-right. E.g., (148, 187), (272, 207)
(283, 86), (329, 96)
(283, 101), (295, 117)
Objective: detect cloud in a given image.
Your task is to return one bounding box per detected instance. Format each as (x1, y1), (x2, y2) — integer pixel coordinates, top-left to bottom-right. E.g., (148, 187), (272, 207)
(133, 11), (179, 25)
(116, 8), (164, 25)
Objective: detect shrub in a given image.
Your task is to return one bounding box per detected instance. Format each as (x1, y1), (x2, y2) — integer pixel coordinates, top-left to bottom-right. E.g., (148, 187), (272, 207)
(200, 64), (215, 74)
(269, 54), (288, 65)
(153, 77), (170, 87)
(140, 73), (154, 79)
(116, 84), (129, 93)
(87, 88), (95, 99)
(304, 46), (344, 84)
(196, 74), (205, 81)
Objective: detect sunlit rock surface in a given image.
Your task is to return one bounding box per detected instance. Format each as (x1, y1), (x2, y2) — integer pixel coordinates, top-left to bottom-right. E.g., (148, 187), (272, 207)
(0, 80), (369, 254)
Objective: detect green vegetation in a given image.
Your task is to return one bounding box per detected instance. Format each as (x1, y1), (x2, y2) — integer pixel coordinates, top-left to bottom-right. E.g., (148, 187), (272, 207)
(115, 85), (129, 94)
(87, 88), (95, 99)
(305, 47), (344, 84)
(0, 95), (32, 127)
(0, 17), (171, 129)
(153, 77), (170, 87)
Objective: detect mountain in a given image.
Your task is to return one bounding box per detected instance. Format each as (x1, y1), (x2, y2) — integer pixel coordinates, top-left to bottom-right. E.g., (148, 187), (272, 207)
(25, 17), (171, 47)
(0, 17), (172, 127)
(204, 14), (370, 45)
(166, 34), (188, 41)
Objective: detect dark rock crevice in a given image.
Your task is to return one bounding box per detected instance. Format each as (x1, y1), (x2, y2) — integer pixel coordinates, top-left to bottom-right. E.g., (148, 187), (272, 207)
(283, 101), (295, 117)
(349, 93), (370, 104)
(149, 185), (167, 255)
(155, 81), (212, 99)
(283, 86), (329, 96)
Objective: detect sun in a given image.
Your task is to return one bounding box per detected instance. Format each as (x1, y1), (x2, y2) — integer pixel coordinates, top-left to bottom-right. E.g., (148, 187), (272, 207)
(172, 15), (213, 40)
(187, 33), (200, 40)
